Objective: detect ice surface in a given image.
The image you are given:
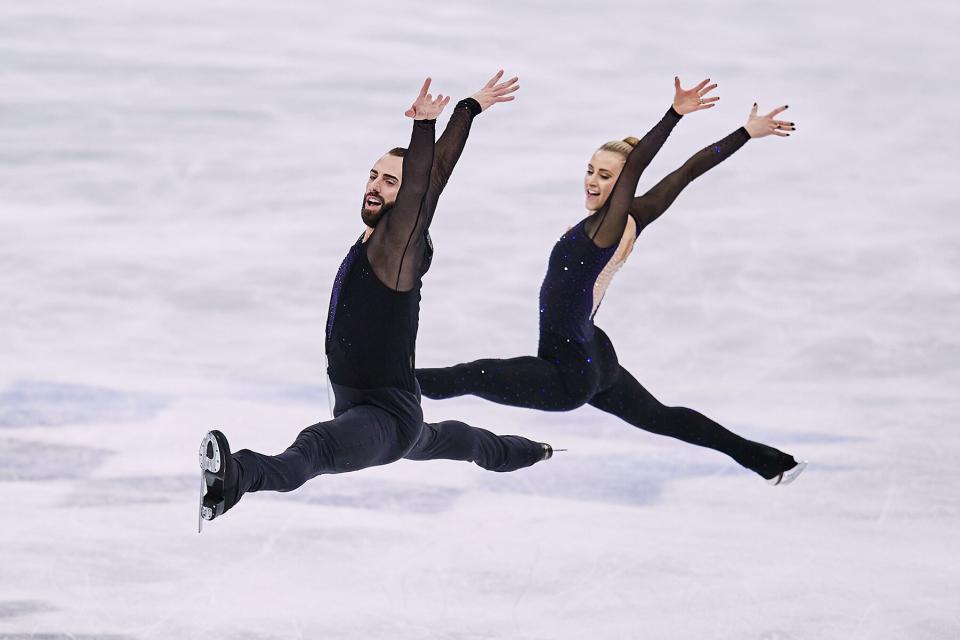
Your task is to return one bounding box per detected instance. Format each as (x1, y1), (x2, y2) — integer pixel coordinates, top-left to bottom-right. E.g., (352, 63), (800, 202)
(1, 0), (958, 638)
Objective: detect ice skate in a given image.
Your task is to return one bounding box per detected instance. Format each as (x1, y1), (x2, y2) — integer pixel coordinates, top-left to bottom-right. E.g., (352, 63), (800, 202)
(198, 429), (241, 532)
(767, 460), (807, 486)
(539, 443), (566, 460)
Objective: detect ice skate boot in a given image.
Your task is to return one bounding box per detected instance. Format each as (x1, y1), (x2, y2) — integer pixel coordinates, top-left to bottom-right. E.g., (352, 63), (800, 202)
(198, 430), (241, 532)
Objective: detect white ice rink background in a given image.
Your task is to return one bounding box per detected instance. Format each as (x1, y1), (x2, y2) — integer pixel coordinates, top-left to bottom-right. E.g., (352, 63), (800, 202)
(1, 1), (958, 638)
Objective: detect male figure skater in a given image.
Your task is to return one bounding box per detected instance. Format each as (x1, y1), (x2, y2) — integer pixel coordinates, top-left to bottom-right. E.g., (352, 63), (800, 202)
(199, 72), (553, 530)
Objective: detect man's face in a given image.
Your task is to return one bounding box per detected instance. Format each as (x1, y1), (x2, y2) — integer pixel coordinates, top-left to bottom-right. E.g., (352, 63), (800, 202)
(361, 153), (403, 228)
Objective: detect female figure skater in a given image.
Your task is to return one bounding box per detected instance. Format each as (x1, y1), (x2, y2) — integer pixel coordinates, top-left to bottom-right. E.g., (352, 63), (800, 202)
(417, 76), (806, 485)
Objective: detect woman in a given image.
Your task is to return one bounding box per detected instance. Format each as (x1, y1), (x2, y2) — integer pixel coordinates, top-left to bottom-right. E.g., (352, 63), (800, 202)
(417, 76), (806, 485)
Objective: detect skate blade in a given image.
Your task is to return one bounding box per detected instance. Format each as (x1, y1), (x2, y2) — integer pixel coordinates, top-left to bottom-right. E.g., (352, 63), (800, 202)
(767, 460), (808, 486)
(198, 431), (225, 533)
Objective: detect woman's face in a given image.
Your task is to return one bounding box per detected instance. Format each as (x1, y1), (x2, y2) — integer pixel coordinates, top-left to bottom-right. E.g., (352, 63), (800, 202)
(584, 149), (625, 212)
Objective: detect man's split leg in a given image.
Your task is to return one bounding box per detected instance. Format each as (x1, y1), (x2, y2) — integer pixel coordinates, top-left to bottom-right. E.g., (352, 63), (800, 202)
(233, 404), (421, 495)
(199, 403), (422, 528)
(403, 419), (550, 472)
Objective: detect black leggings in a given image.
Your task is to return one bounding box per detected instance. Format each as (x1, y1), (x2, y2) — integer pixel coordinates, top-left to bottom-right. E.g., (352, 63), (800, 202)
(233, 386), (544, 496)
(417, 329), (795, 479)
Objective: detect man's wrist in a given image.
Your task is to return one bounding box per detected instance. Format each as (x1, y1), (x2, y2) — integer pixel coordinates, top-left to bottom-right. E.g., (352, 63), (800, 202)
(459, 97), (483, 117)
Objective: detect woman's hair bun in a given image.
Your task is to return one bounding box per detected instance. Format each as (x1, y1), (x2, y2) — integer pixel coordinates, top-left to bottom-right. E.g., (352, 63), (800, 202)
(598, 137), (639, 157)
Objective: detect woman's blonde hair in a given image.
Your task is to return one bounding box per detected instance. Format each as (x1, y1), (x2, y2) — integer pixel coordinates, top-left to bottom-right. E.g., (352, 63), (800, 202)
(597, 136), (640, 158)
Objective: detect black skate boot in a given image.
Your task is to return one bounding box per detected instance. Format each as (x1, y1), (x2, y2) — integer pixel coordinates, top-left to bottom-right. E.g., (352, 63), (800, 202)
(539, 443), (566, 460)
(198, 430), (241, 532)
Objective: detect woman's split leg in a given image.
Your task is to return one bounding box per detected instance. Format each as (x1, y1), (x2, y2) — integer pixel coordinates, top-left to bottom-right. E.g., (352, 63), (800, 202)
(404, 419), (549, 472)
(588, 366), (797, 479)
(418, 356), (588, 412)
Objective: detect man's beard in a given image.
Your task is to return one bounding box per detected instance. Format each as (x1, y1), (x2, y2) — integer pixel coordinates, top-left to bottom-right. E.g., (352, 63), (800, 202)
(360, 200), (394, 228)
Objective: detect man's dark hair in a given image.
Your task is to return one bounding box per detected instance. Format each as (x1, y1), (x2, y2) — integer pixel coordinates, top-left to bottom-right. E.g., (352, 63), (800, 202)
(387, 147), (406, 158)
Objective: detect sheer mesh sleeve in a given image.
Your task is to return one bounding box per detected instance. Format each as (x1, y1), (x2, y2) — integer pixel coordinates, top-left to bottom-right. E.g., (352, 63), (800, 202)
(629, 127), (751, 232)
(366, 118), (436, 292)
(367, 98), (481, 292)
(584, 106), (682, 249)
(426, 98), (481, 211)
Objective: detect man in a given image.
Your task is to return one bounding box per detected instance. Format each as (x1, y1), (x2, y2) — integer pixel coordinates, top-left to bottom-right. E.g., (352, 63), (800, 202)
(199, 72), (552, 530)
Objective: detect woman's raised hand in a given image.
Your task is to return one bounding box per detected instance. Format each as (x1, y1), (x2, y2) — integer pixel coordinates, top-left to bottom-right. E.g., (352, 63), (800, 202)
(744, 103), (796, 138)
(470, 69), (520, 112)
(673, 76), (719, 115)
(405, 77), (451, 120)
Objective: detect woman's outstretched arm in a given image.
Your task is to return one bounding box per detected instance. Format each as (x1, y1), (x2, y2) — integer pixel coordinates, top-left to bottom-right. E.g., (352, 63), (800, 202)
(584, 76), (719, 248)
(630, 102), (796, 231)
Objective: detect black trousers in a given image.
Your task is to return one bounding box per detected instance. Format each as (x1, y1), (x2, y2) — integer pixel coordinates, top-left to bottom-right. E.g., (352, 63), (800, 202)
(233, 382), (544, 496)
(417, 328), (796, 480)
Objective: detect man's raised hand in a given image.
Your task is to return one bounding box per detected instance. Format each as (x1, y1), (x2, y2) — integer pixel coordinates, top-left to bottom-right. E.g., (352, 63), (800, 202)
(405, 77), (451, 120)
(470, 69), (520, 112)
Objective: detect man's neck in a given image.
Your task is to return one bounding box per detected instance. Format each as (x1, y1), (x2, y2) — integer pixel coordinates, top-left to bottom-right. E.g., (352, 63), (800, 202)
(362, 226), (375, 243)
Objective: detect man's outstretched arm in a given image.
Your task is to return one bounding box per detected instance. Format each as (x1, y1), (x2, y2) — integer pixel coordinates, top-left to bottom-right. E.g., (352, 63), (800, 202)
(427, 69), (520, 208)
(367, 77), (449, 290)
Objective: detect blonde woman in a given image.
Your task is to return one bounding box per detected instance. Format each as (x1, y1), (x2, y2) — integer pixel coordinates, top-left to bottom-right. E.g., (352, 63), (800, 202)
(418, 77), (806, 485)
